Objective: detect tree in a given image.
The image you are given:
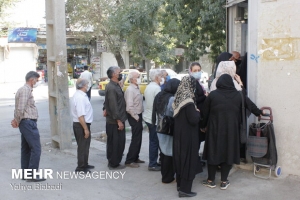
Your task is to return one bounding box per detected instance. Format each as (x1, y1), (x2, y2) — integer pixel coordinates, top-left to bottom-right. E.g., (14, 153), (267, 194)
(0, 0), (20, 36)
(110, 0), (177, 67)
(163, 0), (227, 62)
(65, 0), (126, 68)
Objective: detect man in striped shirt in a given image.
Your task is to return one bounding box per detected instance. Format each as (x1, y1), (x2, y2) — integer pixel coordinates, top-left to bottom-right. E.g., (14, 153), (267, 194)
(11, 71), (46, 182)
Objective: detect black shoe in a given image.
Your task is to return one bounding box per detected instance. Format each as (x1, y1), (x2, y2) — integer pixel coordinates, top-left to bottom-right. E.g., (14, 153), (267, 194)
(75, 169), (91, 174)
(178, 191), (197, 198)
(85, 165), (95, 169)
(202, 179), (216, 188)
(134, 159), (145, 163)
(220, 180), (230, 190)
(148, 166), (161, 171)
(108, 164), (126, 170)
(26, 177), (46, 182)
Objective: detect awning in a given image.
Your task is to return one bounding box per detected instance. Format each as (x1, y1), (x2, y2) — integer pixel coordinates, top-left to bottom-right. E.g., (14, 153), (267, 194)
(37, 44), (90, 49)
(225, 0), (246, 7)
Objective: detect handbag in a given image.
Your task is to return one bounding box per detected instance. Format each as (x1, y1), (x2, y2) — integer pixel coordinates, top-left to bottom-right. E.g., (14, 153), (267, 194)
(157, 113), (174, 136)
(239, 91), (247, 144)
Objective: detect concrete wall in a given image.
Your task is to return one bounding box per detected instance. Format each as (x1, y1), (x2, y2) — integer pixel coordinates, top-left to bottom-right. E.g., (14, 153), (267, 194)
(255, 0), (300, 176)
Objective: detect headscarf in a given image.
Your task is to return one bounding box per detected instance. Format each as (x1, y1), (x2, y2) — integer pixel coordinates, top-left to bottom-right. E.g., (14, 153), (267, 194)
(156, 78), (180, 114)
(210, 61), (241, 92)
(216, 74), (239, 99)
(172, 76), (197, 117)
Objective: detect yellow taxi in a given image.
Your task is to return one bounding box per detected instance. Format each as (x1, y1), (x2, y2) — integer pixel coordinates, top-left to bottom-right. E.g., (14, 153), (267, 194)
(98, 70), (148, 96)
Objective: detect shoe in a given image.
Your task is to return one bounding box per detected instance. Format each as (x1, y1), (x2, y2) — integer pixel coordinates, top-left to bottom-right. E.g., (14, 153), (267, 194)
(178, 191), (197, 198)
(26, 177), (46, 182)
(148, 166), (161, 171)
(85, 164), (95, 169)
(75, 169), (91, 174)
(220, 180), (230, 190)
(108, 164), (126, 170)
(134, 159), (145, 163)
(202, 180), (216, 188)
(125, 162), (140, 168)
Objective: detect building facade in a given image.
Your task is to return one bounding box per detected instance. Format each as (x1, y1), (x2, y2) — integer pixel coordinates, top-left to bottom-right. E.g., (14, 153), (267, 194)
(227, 0), (300, 176)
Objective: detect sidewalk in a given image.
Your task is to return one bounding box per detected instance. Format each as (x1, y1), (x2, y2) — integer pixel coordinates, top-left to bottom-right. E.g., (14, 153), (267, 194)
(1, 82), (300, 200)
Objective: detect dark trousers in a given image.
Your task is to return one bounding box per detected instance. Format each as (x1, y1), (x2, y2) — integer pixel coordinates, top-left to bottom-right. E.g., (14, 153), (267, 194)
(125, 113), (143, 164)
(208, 163), (232, 182)
(176, 174), (193, 193)
(73, 122), (91, 171)
(19, 120), (41, 173)
(106, 122), (126, 167)
(145, 122), (159, 167)
(86, 87), (92, 101)
(161, 153), (175, 183)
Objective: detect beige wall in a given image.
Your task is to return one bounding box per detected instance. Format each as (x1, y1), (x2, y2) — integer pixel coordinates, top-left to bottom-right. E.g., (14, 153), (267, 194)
(256, 0), (300, 176)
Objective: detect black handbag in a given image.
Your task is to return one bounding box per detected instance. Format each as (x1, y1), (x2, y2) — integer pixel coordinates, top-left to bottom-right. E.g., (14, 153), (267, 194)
(239, 91), (247, 144)
(156, 113), (174, 136)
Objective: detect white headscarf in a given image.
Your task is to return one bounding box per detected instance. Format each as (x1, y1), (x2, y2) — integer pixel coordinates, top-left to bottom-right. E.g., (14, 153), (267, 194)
(210, 61), (242, 92)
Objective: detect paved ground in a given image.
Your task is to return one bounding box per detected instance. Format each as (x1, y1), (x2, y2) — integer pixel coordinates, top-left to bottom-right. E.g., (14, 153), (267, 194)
(1, 81), (300, 200)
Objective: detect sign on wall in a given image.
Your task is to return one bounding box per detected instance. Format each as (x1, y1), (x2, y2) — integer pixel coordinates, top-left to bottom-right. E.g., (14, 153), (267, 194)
(8, 28), (37, 43)
(97, 41), (107, 52)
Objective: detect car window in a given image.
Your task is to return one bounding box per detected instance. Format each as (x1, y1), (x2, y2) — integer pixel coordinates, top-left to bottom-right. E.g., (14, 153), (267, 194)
(141, 74), (148, 83)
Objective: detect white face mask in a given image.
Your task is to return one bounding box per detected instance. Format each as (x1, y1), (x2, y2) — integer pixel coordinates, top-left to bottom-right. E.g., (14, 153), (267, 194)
(160, 78), (165, 86)
(136, 79), (141, 85)
(33, 80), (39, 88)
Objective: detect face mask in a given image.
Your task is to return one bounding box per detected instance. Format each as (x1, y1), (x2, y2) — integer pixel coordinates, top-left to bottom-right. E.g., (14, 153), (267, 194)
(33, 80), (39, 88)
(160, 78), (165, 86)
(166, 75), (170, 82)
(136, 79), (141, 85)
(191, 71), (202, 80)
(117, 74), (122, 81)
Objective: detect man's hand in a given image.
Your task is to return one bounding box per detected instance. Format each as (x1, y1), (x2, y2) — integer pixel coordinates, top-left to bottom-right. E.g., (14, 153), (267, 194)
(84, 129), (90, 139)
(135, 115), (139, 122)
(11, 119), (18, 128)
(117, 120), (124, 131)
(103, 109), (107, 117)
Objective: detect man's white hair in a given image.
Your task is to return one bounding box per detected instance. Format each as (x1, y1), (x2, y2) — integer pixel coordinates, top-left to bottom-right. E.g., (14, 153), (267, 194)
(128, 70), (140, 81)
(149, 69), (162, 81)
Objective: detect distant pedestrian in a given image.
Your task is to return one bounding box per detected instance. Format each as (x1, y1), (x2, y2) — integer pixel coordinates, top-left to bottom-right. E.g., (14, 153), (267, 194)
(143, 69), (163, 171)
(172, 76), (202, 197)
(152, 78), (180, 183)
(11, 71), (46, 182)
(79, 65), (93, 101)
(104, 66), (127, 170)
(160, 69), (169, 90)
(71, 78), (94, 173)
(124, 70), (145, 168)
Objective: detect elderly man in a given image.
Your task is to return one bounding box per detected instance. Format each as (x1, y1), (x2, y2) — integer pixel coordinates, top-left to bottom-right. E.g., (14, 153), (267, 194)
(143, 69), (163, 171)
(124, 70), (144, 168)
(71, 78), (94, 173)
(214, 51), (241, 78)
(11, 71), (46, 182)
(79, 65), (93, 101)
(105, 66), (127, 170)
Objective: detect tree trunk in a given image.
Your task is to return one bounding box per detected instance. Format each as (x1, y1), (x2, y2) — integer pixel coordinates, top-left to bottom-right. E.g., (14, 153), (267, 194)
(114, 52), (125, 69)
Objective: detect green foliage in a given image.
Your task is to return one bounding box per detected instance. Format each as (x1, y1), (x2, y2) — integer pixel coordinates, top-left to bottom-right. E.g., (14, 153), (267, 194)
(164, 0), (227, 62)
(0, 0), (20, 36)
(109, 0), (177, 65)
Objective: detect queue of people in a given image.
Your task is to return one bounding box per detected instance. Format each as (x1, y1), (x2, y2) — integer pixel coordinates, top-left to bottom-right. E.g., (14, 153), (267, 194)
(12, 59), (262, 197)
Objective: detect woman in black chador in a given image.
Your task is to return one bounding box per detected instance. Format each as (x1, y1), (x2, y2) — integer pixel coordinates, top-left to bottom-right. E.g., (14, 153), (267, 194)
(172, 76), (202, 198)
(201, 74), (261, 190)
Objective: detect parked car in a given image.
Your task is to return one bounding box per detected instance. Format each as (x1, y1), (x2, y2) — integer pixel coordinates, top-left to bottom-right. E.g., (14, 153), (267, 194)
(98, 70), (148, 96)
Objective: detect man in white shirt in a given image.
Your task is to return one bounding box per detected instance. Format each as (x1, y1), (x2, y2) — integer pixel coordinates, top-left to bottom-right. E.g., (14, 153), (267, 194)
(71, 78), (94, 173)
(124, 70), (145, 168)
(143, 69), (163, 171)
(79, 65), (93, 101)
